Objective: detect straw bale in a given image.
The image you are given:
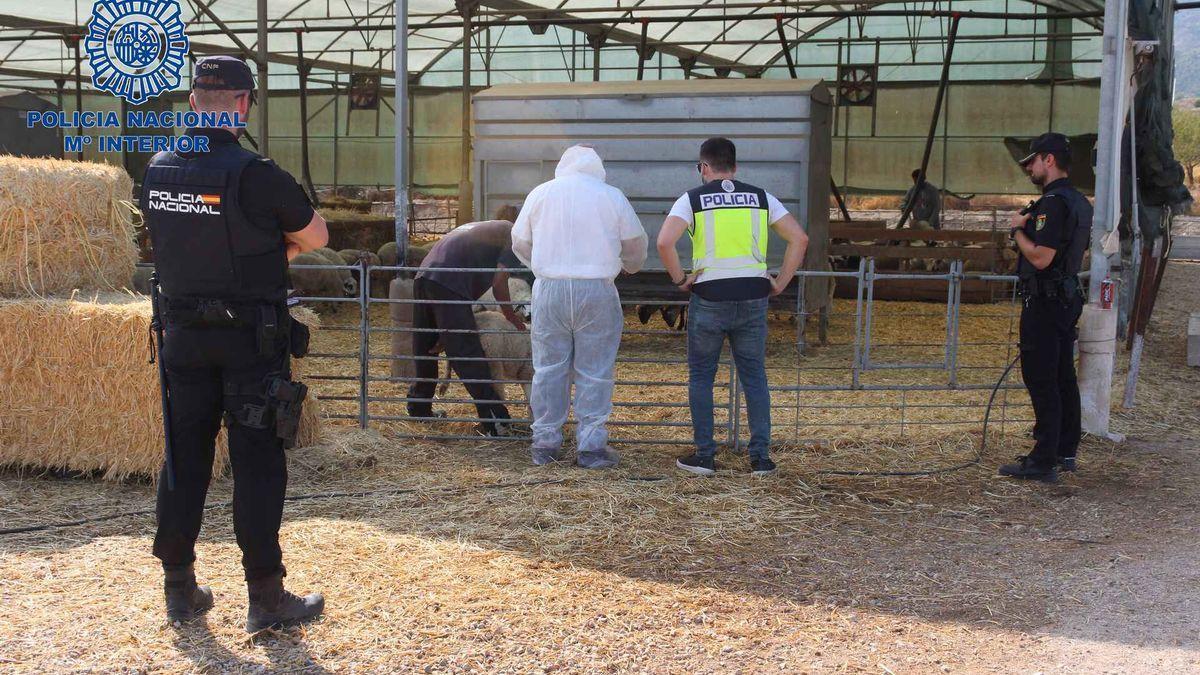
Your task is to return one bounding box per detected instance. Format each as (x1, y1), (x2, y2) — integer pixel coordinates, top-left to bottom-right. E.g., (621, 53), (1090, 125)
(0, 294), (323, 480)
(0, 156), (137, 296)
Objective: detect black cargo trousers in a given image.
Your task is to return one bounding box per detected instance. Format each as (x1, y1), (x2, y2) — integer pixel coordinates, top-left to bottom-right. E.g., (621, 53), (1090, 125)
(406, 277), (510, 424)
(1019, 293), (1084, 470)
(152, 313), (291, 581)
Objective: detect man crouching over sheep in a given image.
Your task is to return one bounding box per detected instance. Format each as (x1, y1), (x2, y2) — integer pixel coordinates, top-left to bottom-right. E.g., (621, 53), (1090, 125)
(408, 220), (526, 436)
(512, 145), (648, 468)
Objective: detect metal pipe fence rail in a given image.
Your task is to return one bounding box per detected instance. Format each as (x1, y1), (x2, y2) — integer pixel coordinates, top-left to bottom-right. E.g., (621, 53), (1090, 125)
(283, 259), (1038, 460)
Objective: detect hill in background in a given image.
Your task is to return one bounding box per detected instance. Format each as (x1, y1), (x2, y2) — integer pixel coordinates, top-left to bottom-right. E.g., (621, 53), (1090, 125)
(1175, 11), (1200, 100)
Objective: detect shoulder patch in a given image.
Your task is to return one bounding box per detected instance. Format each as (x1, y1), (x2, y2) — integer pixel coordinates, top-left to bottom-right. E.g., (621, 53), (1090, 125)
(1035, 214), (1047, 231)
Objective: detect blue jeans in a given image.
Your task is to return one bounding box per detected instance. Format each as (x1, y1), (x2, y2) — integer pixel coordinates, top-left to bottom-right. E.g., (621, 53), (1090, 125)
(687, 295), (771, 460)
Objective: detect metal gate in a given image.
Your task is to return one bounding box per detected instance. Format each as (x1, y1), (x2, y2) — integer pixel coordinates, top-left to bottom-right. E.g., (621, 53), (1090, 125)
(293, 259), (1035, 453)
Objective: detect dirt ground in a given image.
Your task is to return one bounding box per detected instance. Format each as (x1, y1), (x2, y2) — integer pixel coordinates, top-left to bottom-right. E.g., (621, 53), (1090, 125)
(0, 265), (1197, 673)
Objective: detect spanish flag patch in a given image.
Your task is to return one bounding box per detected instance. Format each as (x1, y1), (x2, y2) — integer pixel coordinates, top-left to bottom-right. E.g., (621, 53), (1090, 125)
(199, 194), (222, 206)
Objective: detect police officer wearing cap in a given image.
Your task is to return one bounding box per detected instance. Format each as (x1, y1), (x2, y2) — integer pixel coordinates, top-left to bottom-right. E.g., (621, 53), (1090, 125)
(999, 133), (1092, 484)
(143, 56), (328, 630)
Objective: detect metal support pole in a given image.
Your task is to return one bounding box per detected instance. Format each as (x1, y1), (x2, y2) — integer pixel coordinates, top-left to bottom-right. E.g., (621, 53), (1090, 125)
(332, 72), (340, 192)
(396, 0), (411, 262)
(590, 32), (603, 82)
(457, 1), (475, 224)
(898, 14), (960, 229)
(947, 260), (963, 386)
(53, 78), (65, 153)
(359, 258), (371, 429)
(1078, 0), (1131, 440)
(1089, 0), (1131, 301)
(71, 37), (83, 161)
(295, 31), (318, 204)
(256, 0), (269, 156)
(726, 352), (737, 449)
(731, 364), (742, 453)
(830, 178), (851, 221)
(636, 19), (649, 81)
(862, 258), (876, 371)
(775, 16), (798, 78)
(796, 270), (808, 355)
(850, 257), (867, 388)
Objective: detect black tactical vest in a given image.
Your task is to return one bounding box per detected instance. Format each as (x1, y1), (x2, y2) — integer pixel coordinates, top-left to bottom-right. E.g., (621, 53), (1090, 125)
(1020, 184), (1093, 282)
(142, 142), (287, 302)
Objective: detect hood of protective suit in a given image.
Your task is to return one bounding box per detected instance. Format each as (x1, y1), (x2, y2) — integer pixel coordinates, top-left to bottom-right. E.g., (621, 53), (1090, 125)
(554, 145), (606, 182)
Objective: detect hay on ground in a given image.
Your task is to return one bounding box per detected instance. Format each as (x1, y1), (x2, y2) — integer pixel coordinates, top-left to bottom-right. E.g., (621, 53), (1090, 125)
(0, 294), (323, 480)
(0, 157), (137, 296)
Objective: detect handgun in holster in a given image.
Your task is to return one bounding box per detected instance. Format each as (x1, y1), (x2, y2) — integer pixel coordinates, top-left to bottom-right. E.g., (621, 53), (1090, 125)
(269, 376), (308, 448)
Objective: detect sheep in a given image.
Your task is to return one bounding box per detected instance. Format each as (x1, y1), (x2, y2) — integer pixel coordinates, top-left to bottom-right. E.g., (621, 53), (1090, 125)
(377, 241), (431, 276)
(474, 277), (532, 319)
(337, 249), (389, 297)
(378, 241), (398, 267)
(435, 310), (533, 406)
(310, 248), (358, 297)
(289, 251), (355, 302)
(337, 248), (364, 265)
(635, 303), (687, 331)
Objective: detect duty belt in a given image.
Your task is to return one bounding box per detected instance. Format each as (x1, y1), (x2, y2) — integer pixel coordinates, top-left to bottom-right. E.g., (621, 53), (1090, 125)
(163, 297), (279, 326)
(1017, 276), (1082, 301)
(162, 296), (286, 357)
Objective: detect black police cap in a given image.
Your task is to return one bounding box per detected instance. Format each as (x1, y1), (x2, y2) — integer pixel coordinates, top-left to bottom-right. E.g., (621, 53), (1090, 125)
(192, 56), (256, 92)
(1019, 132), (1071, 166)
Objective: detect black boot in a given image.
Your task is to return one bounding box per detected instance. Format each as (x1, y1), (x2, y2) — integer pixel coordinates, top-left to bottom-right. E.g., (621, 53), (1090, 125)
(245, 572), (324, 633)
(998, 456), (1059, 484)
(164, 565), (214, 622)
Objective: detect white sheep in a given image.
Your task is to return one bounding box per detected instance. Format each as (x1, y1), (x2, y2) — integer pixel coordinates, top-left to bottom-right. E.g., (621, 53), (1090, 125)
(474, 277), (532, 319)
(435, 310), (532, 407)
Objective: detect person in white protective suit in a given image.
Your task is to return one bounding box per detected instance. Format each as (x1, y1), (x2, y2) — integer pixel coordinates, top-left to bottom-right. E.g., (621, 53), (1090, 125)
(511, 145), (648, 468)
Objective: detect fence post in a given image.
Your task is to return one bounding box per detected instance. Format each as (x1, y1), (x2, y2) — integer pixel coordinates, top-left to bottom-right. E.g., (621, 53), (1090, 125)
(796, 270), (808, 355)
(851, 257), (867, 389)
(947, 260), (963, 387)
(730, 364), (742, 453)
(358, 259), (370, 429)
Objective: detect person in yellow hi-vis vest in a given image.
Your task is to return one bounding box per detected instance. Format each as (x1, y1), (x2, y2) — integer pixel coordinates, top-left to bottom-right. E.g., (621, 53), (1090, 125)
(657, 138), (808, 477)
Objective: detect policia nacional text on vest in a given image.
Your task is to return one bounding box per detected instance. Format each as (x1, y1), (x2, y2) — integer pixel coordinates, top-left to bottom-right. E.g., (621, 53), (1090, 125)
(142, 141), (310, 451)
(687, 179), (770, 281)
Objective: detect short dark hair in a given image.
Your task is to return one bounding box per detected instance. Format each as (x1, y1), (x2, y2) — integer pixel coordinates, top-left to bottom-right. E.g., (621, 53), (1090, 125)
(700, 137), (736, 172)
(1042, 150), (1071, 172)
(911, 169), (922, 181)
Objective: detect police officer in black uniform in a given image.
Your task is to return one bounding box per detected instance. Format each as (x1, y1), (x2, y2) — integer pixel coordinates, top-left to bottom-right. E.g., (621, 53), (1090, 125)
(999, 133), (1092, 484)
(143, 56), (328, 631)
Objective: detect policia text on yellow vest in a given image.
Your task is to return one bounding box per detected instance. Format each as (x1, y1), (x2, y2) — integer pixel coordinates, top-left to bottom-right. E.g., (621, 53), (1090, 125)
(688, 180), (771, 283)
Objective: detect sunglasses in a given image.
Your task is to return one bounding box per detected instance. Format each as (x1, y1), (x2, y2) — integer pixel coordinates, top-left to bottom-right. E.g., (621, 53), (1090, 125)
(695, 161), (708, 174)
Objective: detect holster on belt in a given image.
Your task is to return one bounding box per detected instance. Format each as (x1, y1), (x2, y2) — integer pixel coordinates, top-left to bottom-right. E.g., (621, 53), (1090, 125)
(223, 374), (309, 448)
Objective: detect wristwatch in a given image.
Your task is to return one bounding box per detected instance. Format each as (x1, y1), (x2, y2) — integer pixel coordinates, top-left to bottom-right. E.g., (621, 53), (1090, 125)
(672, 274), (688, 286)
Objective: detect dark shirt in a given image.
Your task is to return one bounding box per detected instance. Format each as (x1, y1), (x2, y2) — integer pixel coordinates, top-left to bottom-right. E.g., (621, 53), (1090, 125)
(902, 181), (941, 229)
(692, 277), (772, 302)
(181, 128), (314, 234)
(419, 220), (522, 300)
(1017, 177), (1073, 279)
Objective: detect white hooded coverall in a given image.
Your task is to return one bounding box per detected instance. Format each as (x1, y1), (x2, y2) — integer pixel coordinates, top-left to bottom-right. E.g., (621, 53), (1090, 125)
(511, 146), (648, 455)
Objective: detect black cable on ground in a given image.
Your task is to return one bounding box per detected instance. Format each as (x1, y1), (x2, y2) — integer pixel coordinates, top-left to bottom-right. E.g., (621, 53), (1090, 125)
(0, 477), (570, 537)
(813, 352), (1022, 478)
(0, 360), (1022, 536)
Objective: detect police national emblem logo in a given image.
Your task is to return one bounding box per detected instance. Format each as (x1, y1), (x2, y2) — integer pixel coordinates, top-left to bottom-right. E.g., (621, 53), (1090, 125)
(721, 179), (735, 192)
(85, 0), (189, 104)
(1036, 214), (1047, 231)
